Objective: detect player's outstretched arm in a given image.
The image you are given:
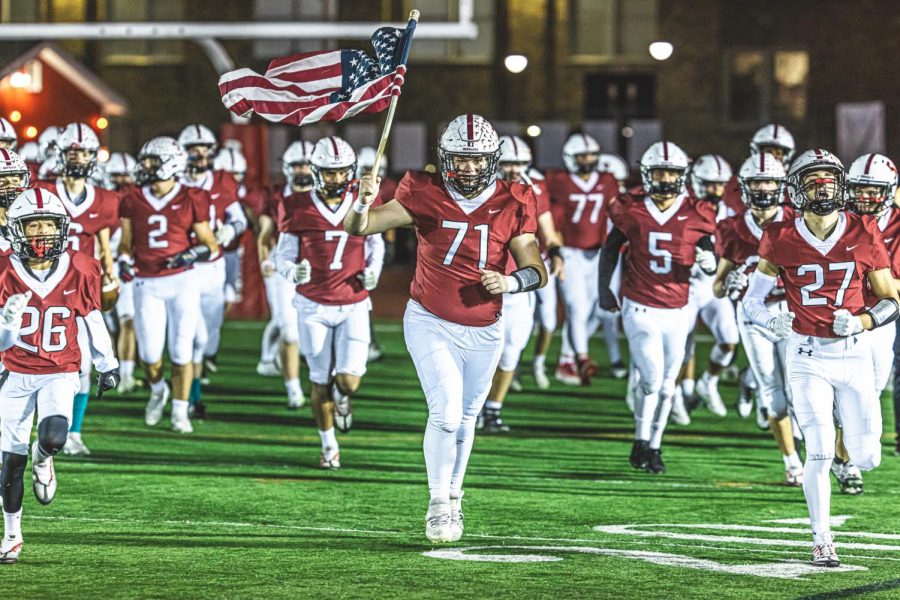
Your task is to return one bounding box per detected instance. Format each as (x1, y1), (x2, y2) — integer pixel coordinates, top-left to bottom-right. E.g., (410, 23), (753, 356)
(598, 227), (626, 311)
(83, 309), (119, 373)
(344, 174), (413, 236)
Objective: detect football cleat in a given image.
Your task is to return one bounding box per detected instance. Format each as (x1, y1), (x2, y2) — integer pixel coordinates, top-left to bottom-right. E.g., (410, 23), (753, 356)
(333, 388), (353, 433)
(645, 448), (666, 474)
(785, 465), (803, 487)
(425, 499), (454, 543)
(736, 395), (753, 419)
(31, 442), (57, 505)
(256, 360), (280, 377)
(367, 342), (384, 363)
(532, 359), (550, 390)
(832, 460), (863, 495)
(509, 372), (523, 393)
(319, 448), (340, 469)
(117, 374), (139, 394)
(812, 532), (840, 567)
(576, 357), (598, 387)
(482, 410), (510, 434)
(144, 382), (170, 427)
(170, 415), (194, 434)
(756, 404), (771, 431)
(203, 355), (219, 374)
(610, 361), (628, 380)
(554, 361), (581, 386)
(629, 440), (650, 470)
(62, 433), (90, 456)
(696, 373), (727, 417)
(0, 534), (23, 564)
(669, 388), (691, 426)
(287, 387), (305, 410)
(449, 493), (464, 542)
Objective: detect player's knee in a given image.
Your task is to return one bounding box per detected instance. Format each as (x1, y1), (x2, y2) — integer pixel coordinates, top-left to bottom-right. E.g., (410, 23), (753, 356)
(334, 375), (360, 396)
(427, 415), (460, 435)
(37, 415), (69, 456)
(709, 344), (735, 367)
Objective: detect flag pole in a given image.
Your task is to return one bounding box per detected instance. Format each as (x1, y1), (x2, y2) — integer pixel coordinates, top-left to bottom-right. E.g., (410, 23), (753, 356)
(371, 9), (419, 178)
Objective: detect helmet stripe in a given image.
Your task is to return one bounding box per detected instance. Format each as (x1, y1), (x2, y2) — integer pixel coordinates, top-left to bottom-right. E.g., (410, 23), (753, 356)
(773, 124), (779, 139)
(865, 153), (876, 175)
(759, 152), (764, 171)
(77, 123), (83, 143)
(195, 124), (202, 139)
(329, 136), (339, 156)
(511, 136), (519, 157)
(662, 141), (669, 161)
(35, 187), (44, 209)
(0, 148), (9, 161)
(466, 115), (474, 141)
(714, 155), (722, 174)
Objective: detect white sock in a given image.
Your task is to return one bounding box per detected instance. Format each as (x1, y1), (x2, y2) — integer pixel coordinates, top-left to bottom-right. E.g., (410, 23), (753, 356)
(120, 360), (135, 380)
(533, 354), (546, 370)
(705, 372), (719, 386)
(484, 400), (501, 411)
(3, 510), (22, 538)
(150, 379), (166, 394)
(285, 378), (301, 396)
(449, 416), (476, 498)
(784, 452), (802, 470)
(560, 352), (574, 364)
(171, 399), (189, 419)
(681, 379), (695, 398)
(318, 428), (338, 451)
(803, 457), (833, 535)
(69, 431), (82, 442)
(424, 419), (456, 503)
(635, 391), (658, 441)
(649, 394), (673, 449)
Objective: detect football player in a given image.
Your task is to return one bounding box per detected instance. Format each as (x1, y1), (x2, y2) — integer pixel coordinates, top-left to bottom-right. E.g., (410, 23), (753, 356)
(546, 133), (621, 385)
(36, 126), (62, 182)
(720, 124), (796, 216)
(480, 135), (563, 430)
(344, 114), (546, 543)
(0, 189), (119, 564)
(118, 136), (218, 434)
(0, 150), (30, 252)
(0, 118), (17, 150)
(257, 141), (313, 408)
(179, 125), (248, 415)
(599, 141), (717, 474)
(683, 154), (740, 419)
(712, 153), (803, 485)
(273, 136), (383, 468)
(598, 153), (630, 193)
(34, 122), (119, 456)
(742, 148), (898, 567)
(212, 146), (252, 310)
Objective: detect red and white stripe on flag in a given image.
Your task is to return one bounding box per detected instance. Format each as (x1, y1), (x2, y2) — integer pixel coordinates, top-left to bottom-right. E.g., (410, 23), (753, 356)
(218, 50), (406, 126)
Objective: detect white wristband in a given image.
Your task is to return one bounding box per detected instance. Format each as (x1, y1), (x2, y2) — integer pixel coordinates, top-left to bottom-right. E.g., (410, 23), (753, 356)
(505, 275), (521, 293)
(352, 199), (370, 214)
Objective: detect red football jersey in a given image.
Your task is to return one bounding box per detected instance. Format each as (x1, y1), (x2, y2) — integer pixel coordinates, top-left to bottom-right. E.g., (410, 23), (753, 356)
(119, 183), (211, 277)
(863, 207), (900, 305)
(0, 251), (100, 374)
(758, 213), (890, 338)
(279, 189), (369, 305)
(610, 193), (717, 309)
(238, 183), (267, 218)
(182, 170), (240, 245)
(545, 169), (618, 250)
(395, 172), (537, 327)
(35, 179), (119, 258)
(716, 207), (793, 302)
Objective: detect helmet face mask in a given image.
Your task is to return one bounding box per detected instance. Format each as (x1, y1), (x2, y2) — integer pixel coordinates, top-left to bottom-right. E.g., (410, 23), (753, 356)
(137, 137), (187, 186)
(310, 136), (356, 198)
(499, 160), (529, 183)
(439, 151), (497, 197)
(7, 189), (70, 261)
(573, 153), (599, 175)
(846, 153), (897, 217)
(439, 115), (500, 198)
(743, 178), (783, 209)
(61, 148), (97, 179)
(848, 184), (890, 215)
(646, 168), (686, 198)
(185, 144), (214, 175)
(313, 166), (354, 198)
(798, 168), (844, 215)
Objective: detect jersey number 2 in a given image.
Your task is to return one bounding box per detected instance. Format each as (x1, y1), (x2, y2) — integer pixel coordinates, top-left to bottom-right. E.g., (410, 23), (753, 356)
(797, 262), (855, 306)
(16, 306), (71, 353)
(148, 215), (168, 249)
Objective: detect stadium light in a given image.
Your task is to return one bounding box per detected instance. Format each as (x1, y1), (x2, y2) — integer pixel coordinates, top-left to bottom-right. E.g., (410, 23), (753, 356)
(9, 71), (31, 88)
(504, 54), (528, 74)
(649, 41), (674, 61)
(526, 125), (541, 137)
(9, 111), (21, 122)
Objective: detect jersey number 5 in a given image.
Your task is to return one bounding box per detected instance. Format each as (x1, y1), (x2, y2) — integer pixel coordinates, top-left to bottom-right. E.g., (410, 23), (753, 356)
(442, 221), (489, 269)
(16, 306), (71, 353)
(797, 262), (855, 306)
(648, 232), (673, 274)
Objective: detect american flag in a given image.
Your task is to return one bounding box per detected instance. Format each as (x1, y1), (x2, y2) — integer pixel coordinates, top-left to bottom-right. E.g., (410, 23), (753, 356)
(218, 20), (416, 126)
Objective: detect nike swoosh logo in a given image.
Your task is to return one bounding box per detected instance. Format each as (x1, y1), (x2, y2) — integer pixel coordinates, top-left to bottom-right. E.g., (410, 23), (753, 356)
(88, 212), (99, 218)
(886, 238), (894, 244)
(171, 205), (181, 209)
(63, 289), (76, 295)
(846, 245), (859, 251)
(677, 215), (688, 220)
(489, 209), (501, 214)
(211, 193), (221, 199)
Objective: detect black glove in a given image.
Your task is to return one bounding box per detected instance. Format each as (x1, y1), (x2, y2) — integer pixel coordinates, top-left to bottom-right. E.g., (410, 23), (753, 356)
(97, 368), (120, 400)
(118, 256), (136, 282)
(165, 245), (212, 269)
(599, 288), (619, 312)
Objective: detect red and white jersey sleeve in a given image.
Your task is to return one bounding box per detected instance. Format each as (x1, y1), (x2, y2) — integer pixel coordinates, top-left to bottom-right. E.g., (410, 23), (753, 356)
(35, 179), (120, 258)
(758, 213), (890, 338)
(120, 183), (211, 277)
(395, 171), (537, 327)
(280, 189), (370, 305)
(0, 251), (100, 374)
(611, 193), (716, 309)
(545, 169), (618, 250)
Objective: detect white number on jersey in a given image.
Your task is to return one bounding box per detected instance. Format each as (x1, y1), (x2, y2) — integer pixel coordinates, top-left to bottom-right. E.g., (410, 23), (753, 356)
(441, 220), (489, 269)
(798, 262), (855, 307)
(67, 222), (83, 252)
(569, 193), (604, 224)
(148, 214), (168, 249)
(325, 230), (349, 270)
(15, 306), (71, 353)
(648, 232), (673, 275)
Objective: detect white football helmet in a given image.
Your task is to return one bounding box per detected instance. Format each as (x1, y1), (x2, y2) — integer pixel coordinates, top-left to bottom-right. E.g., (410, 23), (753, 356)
(847, 153), (898, 216)
(690, 154), (733, 201)
(750, 124), (795, 164)
(7, 188), (70, 260)
(18, 142), (39, 164)
(499, 135), (532, 165)
(310, 136), (356, 197)
(0, 148), (30, 208)
(137, 136), (188, 185)
(356, 146), (388, 178)
(785, 148), (845, 215)
(105, 152), (137, 176)
(38, 126), (62, 160)
(563, 133), (601, 174)
(0, 118), (17, 149)
(438, 114), (500, 197)
(738, 153), (786, 209)
(178, 124), (218, 174)
(598, 153), (629, 184)
(282, 140), (315, 188)
(639, 141), (690, 198)
(213, 147), (247, 181)
(56, 122), (101, 179)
